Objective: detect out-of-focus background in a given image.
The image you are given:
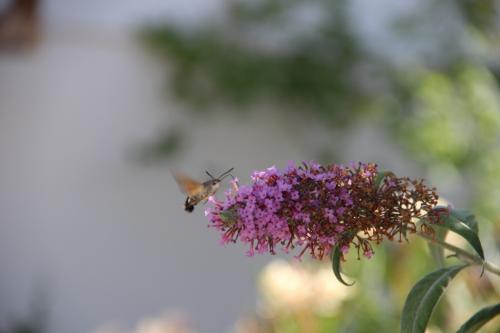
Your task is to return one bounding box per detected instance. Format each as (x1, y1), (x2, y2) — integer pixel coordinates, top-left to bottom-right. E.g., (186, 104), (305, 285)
(1, 0), (499, 332)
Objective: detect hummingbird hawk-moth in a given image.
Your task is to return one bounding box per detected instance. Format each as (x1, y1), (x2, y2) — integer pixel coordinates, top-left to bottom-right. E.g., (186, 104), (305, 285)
(173, 168), (234, 212)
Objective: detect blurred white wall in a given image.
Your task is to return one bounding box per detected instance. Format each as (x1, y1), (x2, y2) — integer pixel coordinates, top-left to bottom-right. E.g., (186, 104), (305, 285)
(0, 27), (302, 333)
(0, 1), (467, 333)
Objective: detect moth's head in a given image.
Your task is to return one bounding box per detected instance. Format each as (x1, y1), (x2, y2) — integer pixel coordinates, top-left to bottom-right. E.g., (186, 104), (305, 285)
(211, 179), (221, 189)
(205, 167), (234, 193)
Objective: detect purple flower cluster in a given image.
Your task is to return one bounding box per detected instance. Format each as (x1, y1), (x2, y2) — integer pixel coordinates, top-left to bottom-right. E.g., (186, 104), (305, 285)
(205, 161), (438, 260)
(206, 162), (365, 258)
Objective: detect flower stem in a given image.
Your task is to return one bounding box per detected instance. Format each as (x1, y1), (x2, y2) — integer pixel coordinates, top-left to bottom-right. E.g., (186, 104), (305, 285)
(417, 232), (500, 276)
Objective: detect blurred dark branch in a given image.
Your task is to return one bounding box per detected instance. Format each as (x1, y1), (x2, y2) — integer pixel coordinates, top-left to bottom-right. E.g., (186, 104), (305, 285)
(0, 0), (40, 51)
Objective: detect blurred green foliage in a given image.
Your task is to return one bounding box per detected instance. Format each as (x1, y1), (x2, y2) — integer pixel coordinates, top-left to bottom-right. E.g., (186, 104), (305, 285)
(140, 0), (500, 331)
(141, 0), (500, 217)
(135, 128), (184, 164)
(143, 0), (372, 125)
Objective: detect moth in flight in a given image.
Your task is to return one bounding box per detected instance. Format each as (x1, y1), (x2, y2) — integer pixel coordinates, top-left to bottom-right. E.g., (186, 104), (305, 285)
(173, 168), (234, 212)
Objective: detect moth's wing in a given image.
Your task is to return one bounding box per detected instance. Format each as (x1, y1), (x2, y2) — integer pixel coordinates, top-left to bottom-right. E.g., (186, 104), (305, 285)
(173, 172), (203, 197)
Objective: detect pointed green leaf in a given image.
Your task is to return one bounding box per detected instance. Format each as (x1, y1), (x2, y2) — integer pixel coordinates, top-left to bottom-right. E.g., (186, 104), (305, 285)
(220, 209), (236, 223)
(434, 213), (484, 261)
(331, 246), (354, 286)
(456, 303), (500, 333)
(450, 209), (478, 234)
(401, 265), (468, 333)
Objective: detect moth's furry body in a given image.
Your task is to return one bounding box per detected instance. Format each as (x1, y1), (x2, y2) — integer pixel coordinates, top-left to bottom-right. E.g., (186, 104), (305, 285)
(173, 168), (233, 213)
(183, 180), (221, 212)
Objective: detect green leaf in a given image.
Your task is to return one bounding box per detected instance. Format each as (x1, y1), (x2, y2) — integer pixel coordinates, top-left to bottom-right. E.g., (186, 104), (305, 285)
(331, 246), (354, 286)
(434, 211), (485, 261)
(456, 303), (500, 333)
(450, 209), (478, 234)
(401, 265), (468, 333)
(373, 171), (395, 190)
(219, 209), (237, 226)
(428, 226), (449, 267)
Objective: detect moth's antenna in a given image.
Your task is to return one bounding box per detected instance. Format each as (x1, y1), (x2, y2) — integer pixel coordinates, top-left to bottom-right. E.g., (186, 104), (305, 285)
(205, 170), (215, 179)
(220, 173), (234, 181)
(218, 167), (234, 179)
